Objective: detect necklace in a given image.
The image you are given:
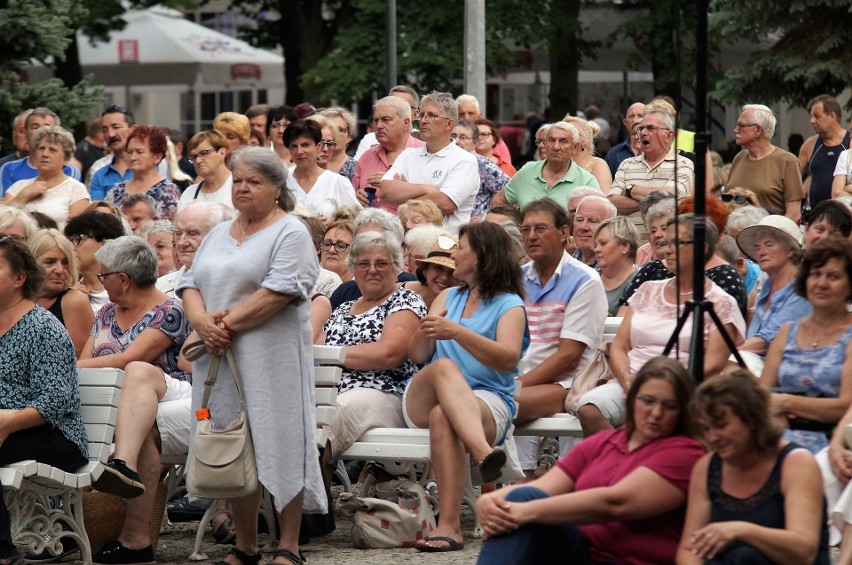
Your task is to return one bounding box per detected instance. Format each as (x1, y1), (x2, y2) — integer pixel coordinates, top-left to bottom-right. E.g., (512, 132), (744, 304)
(669, 279), (709, 296)
(236, 208), (278, 246)
(808, 314), (852, 348)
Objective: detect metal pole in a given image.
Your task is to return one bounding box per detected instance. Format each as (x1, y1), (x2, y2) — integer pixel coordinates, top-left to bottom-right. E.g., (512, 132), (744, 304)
(464, 0), (486, 103)
(386, 0), (397, 90)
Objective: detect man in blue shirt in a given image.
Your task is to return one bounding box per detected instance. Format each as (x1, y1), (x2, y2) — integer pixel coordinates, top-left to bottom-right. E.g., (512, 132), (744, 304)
(0, 108), (81, 195)
(604, 101), (645, 177)
(88, 105), (137, 201)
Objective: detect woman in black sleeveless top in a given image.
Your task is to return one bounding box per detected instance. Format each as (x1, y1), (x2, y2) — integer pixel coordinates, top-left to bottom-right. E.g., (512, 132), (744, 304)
(27, 229), (93, 357)
(677, 370), (830, 565)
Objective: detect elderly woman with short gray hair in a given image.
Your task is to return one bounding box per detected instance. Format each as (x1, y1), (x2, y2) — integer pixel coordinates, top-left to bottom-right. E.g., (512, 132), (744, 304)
(317, 230), (426, 487)
(138, 219), (177, 277)
(4, 125), (90, 227)
(178, 146), (324, 565)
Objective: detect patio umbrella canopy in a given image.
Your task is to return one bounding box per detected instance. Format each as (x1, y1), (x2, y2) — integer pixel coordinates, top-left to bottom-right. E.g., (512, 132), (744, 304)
(77, 7), (284, 89)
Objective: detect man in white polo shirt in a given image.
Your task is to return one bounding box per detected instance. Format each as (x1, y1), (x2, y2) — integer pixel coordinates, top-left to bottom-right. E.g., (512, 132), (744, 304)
(380, 91), (479, 236)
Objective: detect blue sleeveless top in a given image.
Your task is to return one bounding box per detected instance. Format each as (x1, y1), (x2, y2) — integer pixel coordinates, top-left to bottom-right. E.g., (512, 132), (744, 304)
(777, 320), (852, 453)
(433, 287), (529, 420)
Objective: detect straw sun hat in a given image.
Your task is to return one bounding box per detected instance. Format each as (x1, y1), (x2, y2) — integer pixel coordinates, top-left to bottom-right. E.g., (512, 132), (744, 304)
(415, 235), (458, 273)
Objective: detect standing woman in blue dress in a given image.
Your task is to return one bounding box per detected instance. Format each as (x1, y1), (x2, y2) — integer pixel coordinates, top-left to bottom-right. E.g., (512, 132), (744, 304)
(404, 221), (529, 552)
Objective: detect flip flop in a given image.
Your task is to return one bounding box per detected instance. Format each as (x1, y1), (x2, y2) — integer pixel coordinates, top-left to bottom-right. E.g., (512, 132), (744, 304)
(479, 449), (507, 484)
(415, 535), (464, 552)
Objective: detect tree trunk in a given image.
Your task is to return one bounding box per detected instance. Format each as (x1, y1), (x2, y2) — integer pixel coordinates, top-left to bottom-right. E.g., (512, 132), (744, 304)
(277, 0), (340, 105)
(548, 0), (581, 120)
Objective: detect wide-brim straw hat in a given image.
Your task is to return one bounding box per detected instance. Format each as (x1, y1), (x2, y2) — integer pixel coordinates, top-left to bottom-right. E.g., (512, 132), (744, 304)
(736, 215), (802, 262)
(415, 235), (458, 271)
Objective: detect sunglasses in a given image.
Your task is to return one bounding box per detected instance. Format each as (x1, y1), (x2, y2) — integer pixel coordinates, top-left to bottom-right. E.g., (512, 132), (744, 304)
(720, 193), (751, 204)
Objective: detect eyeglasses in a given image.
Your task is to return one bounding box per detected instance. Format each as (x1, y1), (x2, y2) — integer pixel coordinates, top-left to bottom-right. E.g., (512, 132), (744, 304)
(636, 395), (679, 412)
(69, 234), (93, 247)
(0, 234), (25, 242)
(321, 240), (351, 252)
(354, 260), (391, 272)
(450, 134), (473, 141)
(420, 113), (450, 123)
(152, 242), (175, 251)
(735, 122), (759, 130)
(269, 121), (289, 130)
(187, 148), (219, 163)
(96, 271), (123, 283)
(637, 125), (670, 133)
(535, 139), (546, 146)
(319, 140), (337, 148)
(519, 224), (557, 236)
(436, 235), (457, 250)
(478, 131), (493, 138)
(720, 193), (750, 204)
(659, 239), (694, 248)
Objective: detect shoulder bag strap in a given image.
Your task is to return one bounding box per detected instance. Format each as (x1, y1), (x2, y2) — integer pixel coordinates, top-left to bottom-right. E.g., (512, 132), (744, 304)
(184, 341), (247, 410)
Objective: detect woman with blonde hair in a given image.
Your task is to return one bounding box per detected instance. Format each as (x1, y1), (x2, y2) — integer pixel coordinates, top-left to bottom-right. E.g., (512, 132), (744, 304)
(397, 199), (444, 231)
(212, 112), (250, 160)
(27, 228), (93, 356)
(319, 107), (358, 180)
(0, 206), (39, 240)
(562, 115), (612, 192)
(593, 216), (640, 315)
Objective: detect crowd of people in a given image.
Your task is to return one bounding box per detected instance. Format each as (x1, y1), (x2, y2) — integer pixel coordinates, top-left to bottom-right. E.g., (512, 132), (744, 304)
(0, 87), (851, 565)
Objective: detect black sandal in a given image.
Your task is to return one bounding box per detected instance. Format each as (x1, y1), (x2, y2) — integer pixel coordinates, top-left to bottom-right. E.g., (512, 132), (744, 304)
(216, 547), (262, 565)
(270, 548), (305, 564)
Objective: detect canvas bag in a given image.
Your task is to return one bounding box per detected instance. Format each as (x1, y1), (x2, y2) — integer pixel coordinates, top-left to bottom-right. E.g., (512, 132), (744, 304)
(185, 344), (258, 499)
(563, 341), (614, 414)
(336, 480), (436, 548)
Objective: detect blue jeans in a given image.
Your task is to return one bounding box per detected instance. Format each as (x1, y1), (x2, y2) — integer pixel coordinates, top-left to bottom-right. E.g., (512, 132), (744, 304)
(476, 487), (615, 565)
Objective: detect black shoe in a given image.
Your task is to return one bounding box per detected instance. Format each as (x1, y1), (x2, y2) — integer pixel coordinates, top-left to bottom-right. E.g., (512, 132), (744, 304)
(25, 537), (80, 563)
(92, 459), (145, 499)
(92, 541), (154, 565)
(166, 495), (209, 523)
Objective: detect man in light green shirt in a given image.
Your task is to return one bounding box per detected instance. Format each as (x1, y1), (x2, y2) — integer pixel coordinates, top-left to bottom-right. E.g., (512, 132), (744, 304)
(492, 121), (600, 209)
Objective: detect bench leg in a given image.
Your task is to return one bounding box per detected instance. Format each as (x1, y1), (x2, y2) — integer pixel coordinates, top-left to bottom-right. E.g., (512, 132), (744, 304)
(462, 469), (482, 538)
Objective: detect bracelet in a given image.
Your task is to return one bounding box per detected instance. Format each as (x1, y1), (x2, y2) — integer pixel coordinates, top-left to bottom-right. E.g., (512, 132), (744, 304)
(217, 318), (235, 337)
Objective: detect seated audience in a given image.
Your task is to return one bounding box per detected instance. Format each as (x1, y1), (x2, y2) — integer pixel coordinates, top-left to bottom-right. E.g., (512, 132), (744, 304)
(320, 219), (354, 295)
(397, 199), (443, 231)
(634, 193), (676, 266)
(0, 206), (38, 241)
(105, 126), (181, 221)
(760, 238), (852, 454)
(317, 231), (426, 488)
(120, 193), (156, 233)
(318, 107), (358, 180)
(477, 357), (704, 565)
(600, 215), (745, 434)
(78, 236), (192, 565)
(571, 195), (617, 268)
(803, 199), (852, 248)
(405, 222), (528, 552)
(450, 120), (510, 220)
(716, 234), (761, 296)
(594, 216), (640, 316)
(27, 229), (93, 356)
(733, 215), (811, 375)
(402, 224), (448, 275)
(0, 237), (88, 565)
(406, 234), (459, 308)
(4, 126), (89, 227)
(138, 220), (177, 277)
(678, 371), (829, 565)
(63, 211), (127, 313)
(212, 112), (250, 162)
(179, 130), (234, 209)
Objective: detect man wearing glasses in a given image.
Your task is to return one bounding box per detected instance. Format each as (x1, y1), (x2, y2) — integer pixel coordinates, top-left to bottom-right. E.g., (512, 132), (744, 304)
(608, 109), (694, 238)
(492, 121), (601, 209)
(725, 104), (803, 223)
(380, 91), (479, 236)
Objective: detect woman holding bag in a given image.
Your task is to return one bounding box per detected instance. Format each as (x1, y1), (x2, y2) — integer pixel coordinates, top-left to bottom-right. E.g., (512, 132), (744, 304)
(178, 146), (324, 565)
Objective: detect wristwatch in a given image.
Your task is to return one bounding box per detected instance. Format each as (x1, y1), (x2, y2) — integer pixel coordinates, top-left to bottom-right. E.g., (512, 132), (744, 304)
(625, 185), (634, 199)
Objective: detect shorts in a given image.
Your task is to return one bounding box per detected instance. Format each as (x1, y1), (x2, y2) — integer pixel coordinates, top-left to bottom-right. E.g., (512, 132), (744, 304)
(575, 380), (626, 428)
(328, 387), (405, 455)
(402, 386), (513, 447)
(156, 376), (192, 459)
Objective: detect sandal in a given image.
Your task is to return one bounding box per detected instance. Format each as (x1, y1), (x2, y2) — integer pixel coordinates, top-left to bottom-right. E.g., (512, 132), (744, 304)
(478, 449), (507, 484)
(212, 517), (237, 545)
(270, 548), (305, 564)
(215, 548), (261, 565)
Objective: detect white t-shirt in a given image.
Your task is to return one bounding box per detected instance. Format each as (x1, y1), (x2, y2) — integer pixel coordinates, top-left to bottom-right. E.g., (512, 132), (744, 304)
(381, 141), (479, 236)
(834, 149), (852, 184)
(178, 174), (234, 210)
(286, 169), (359, 219)
(354, 132), (379, 161)
(89, 288), (109, 314)
(5, 177), (90, 228)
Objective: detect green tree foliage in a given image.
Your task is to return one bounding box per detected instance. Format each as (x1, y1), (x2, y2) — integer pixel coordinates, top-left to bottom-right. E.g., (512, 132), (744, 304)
(0, 0), (103, 152)
(711, 0), (852, 109)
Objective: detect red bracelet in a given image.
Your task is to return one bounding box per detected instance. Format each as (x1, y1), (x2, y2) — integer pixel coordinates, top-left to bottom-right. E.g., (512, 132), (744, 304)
(217, 318), (235, 337)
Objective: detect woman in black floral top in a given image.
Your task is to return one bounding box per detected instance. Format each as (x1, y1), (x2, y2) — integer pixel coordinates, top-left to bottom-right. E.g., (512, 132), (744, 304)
(0, 236), (87, 565)
(317, 231), (426, 479)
